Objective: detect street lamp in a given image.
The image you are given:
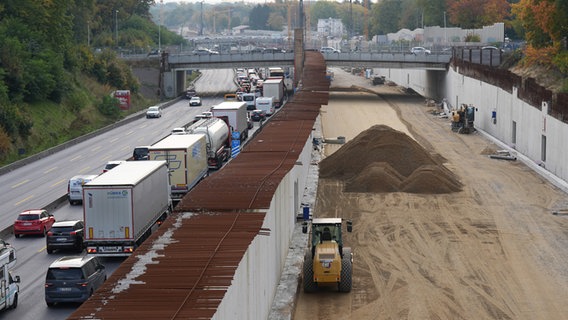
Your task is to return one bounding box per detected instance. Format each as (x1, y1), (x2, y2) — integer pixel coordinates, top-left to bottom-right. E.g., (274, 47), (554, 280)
(114, 10), (119, 49)
(444, 11), (447, 44)
(159, 0), (162, 52)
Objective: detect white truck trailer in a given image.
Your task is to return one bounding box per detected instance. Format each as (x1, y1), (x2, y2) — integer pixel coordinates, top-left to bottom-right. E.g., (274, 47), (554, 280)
(187, 117), (231, 170)
(262, 78), (284, 108)
(211, 101), (249, 142)
(0, 243), (19, 311)
(148, 134), (208, 200)
(255, 96), (276, 116)
(83, 161), (171, 257)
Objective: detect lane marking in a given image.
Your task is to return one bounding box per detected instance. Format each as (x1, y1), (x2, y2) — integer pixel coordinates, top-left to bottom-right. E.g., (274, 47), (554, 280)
(44, 167), (58, 174)
(78, 166), (91, 174)
(12, 179), (29, 189)
(51, 179), (66, 188)
(15, 195), (34, 206)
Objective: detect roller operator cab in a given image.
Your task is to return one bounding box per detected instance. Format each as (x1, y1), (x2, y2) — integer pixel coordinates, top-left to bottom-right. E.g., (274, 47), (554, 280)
(302, 218), (353, 293)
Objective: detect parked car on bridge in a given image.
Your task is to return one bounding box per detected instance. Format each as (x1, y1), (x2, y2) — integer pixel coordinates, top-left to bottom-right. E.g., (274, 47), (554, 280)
(320, 47), (340, 54)
(481, 46), (503, 52)
(193, 48), (219, 55)
(411, 47), (431, 55)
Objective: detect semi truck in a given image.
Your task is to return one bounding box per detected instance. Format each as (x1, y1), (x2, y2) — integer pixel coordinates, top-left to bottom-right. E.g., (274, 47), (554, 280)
(211, 101), (249, 142)
(148, 134), (208, 201)
(186, 117), (231, 169)
(263, 78), (284, 108)
(0, 242), (19, 311)
(83, 161), (171, 257)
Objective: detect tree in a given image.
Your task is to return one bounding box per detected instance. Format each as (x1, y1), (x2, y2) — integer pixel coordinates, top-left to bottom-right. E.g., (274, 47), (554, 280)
(512, 0), (567, 69)
(447, 0), (510, 29)
(309, 1), (339, 29)
(415, 0), (447, 27)
(267, 12), (286, 31)
(249, 5), (270, 29)
(371, 0), (402, 35)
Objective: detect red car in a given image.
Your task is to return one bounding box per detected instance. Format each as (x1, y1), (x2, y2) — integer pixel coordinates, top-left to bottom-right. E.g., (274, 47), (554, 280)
(14, 209), (56, 238)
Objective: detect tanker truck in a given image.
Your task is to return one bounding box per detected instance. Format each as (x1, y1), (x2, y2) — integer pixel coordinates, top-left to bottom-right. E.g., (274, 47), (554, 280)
(186, 117), (232, 169)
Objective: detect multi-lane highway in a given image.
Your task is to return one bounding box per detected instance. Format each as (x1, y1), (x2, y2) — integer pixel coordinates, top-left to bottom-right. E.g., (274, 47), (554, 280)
(0, 69), (237, 319)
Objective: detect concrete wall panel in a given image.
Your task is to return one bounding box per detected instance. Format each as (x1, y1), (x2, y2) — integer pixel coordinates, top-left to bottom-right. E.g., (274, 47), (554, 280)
(214, 133), (313, 319)
(376, 65), (568, 185)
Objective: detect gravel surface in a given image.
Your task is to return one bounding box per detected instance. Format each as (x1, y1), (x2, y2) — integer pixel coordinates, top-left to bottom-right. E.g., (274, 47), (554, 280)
(293, 67), (568, 320)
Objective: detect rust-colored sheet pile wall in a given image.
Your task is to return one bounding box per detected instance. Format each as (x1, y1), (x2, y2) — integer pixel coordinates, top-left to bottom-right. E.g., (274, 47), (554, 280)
(69, 51), (329, 320)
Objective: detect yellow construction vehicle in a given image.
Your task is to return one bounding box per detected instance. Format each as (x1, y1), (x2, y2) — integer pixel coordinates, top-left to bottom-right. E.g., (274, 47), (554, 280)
(302, 218), (353, 292)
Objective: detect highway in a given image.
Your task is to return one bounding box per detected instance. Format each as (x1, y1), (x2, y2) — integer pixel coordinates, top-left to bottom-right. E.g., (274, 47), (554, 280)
(0, 69), (237, 319)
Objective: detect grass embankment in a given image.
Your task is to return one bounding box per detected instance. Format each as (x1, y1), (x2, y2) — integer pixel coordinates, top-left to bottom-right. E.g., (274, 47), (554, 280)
(2, 77), (146, 166)
(2, 71), (199, 167)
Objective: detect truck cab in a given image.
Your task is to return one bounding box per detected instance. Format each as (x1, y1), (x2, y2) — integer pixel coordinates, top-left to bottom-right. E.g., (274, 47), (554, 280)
(241, 93), (256, 110)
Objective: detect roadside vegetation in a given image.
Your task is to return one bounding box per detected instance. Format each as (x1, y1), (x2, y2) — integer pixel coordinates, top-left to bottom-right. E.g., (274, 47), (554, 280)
(0, 1), (185, 166)
(0, 0), (566, 166)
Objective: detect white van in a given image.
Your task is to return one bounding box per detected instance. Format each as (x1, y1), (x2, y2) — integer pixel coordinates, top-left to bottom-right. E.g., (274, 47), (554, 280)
(67, 175), (98, 205)
(242, 93), (256, 110)
(256, 96), (276, 116)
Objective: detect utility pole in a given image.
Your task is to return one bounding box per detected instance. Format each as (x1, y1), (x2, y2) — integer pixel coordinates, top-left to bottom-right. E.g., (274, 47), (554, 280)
(114, 10), (119, 49)
(444, 11), (447, 44)
(159, 0), (163, 52)
(199, 1), (203, 36)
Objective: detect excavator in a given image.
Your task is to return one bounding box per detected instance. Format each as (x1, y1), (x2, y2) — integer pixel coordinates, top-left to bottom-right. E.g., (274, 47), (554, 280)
(302, 218), (353, 292)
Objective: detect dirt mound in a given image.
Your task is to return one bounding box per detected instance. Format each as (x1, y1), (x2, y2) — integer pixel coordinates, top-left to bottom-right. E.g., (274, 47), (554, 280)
(400, 165), (462, 194)
(345, 162), (404, 192)
(320, 125), (438, 179)
(320, 125), (462, 194)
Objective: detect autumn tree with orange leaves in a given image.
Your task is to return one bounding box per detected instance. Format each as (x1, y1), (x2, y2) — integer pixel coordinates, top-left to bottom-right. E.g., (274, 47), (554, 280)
(512, 0), (568, 73)
(446, 0), (510, 29)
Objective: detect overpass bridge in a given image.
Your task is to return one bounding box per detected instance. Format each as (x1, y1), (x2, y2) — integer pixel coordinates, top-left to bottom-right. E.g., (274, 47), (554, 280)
(162, 51), (451, 98)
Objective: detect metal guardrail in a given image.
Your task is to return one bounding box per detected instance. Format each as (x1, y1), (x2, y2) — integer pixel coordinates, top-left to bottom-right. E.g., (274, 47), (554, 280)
(165, 51), (451, 70)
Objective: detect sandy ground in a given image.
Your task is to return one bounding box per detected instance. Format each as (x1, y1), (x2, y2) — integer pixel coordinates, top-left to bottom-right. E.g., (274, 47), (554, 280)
(293, 68), (568, 319)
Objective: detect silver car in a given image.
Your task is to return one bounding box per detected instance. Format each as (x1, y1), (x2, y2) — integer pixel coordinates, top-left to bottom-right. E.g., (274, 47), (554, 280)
(410, 47), (431, 55)
(145, 106), (162, 118)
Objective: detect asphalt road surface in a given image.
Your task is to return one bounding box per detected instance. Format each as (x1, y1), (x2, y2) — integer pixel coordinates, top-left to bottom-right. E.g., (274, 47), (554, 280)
(0, 70), (238, 320)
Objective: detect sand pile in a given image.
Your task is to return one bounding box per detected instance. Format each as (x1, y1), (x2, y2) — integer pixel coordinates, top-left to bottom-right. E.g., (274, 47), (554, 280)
(319, 125), (462, 194)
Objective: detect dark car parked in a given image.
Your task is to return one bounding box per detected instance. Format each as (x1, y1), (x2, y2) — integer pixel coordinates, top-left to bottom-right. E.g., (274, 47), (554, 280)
(132, 146), (150, 160)
(46, 220), (84, 254)
(185, 88), (197, 99)
(45, 255), (106, 306)
(250, 110), (266, 122)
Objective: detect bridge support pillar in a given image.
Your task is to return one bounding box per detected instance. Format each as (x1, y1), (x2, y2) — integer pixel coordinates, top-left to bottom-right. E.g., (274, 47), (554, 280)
(162, 70), (176, 99)
(294, 28), (304, 88)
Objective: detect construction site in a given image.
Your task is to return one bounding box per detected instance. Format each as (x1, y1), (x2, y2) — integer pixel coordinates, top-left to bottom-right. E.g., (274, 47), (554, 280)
(66, 48), (568, 319)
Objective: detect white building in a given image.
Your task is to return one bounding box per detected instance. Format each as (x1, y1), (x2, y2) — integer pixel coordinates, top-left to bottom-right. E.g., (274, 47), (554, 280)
(317, 18), (344, 38)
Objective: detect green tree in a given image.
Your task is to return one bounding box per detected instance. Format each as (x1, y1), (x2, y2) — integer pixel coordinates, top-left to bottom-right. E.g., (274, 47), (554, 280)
(371, 0), (402, 34)
(249, 4), (271, 30)
(97, 95), (121, 119)
(309, 1), (339, 29)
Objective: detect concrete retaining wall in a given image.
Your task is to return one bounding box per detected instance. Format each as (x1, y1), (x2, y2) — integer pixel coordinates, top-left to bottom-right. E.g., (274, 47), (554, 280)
(213, 131), (313, 319)
(375, 66), (568, 189)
